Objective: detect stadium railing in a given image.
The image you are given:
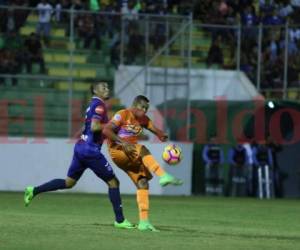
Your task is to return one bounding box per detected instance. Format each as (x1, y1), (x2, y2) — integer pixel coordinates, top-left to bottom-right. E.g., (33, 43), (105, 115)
(0, 5), (300, 138)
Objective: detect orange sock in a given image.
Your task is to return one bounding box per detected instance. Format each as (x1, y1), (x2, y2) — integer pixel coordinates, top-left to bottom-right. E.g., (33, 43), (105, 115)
(142, 155), (165, 177)
(136, 189), (149, 221)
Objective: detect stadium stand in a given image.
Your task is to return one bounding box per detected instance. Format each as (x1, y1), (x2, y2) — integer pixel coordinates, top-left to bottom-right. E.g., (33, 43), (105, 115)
(1, 0), (300, 138)
(0, 1), (132, 137)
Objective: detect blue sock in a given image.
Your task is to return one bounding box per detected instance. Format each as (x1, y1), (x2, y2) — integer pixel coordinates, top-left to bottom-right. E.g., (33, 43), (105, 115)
(33, 179), (67, 196)
(108, 188), (124, 223)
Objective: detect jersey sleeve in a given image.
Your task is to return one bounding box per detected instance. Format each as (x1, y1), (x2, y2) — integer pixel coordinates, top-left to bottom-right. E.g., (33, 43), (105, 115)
(110, 110), (126, 128)
(91, 104), (106, 122)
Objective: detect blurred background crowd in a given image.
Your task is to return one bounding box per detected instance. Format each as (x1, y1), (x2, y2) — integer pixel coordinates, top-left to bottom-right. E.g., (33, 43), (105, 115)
(1, 0), (300, 90)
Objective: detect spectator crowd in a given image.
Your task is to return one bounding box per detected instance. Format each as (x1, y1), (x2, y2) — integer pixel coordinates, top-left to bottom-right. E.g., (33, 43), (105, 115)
(1, 0), (300, 89)
(0, 0), (191, 85)
(197, 0), (300, 90)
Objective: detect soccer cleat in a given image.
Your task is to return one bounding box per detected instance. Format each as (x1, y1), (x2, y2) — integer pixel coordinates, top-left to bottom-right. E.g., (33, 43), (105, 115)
(137, 220), (160, 232)
(114, 219), (135, 229)
(159, 173), (183, 187)
(24, 186), (34, 207)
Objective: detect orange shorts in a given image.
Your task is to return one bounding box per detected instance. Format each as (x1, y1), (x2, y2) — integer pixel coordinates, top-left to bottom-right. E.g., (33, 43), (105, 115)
(108, 143), (152, 184)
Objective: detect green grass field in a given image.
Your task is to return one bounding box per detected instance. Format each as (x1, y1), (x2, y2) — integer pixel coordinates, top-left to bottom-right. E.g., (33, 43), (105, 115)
(0, 192), (299, 250)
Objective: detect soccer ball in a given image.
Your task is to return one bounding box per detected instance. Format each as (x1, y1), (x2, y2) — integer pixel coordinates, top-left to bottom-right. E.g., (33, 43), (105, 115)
(162, 144), (182, 165)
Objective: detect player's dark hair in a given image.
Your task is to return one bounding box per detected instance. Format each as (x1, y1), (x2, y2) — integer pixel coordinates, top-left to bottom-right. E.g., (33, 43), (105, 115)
(133, 95), (149, 104)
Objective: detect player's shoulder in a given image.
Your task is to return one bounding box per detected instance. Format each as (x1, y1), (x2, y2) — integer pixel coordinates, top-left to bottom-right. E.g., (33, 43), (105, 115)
(92, 97), (105, 105)
(112, 109), (128, 121)
(138, 114), (151, 126)
(144, 114), (151, 121)
(91, 98), (106, 108)
(90, 98), (106, 115)
(117, 108), (133, 116)
(116, 108), (127, 114)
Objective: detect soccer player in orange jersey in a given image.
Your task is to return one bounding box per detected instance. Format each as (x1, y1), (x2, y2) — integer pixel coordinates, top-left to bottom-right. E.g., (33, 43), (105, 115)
(103, 95), (183, 232)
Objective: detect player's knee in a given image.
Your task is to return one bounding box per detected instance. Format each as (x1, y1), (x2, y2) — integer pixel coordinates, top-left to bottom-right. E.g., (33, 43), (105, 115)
(137, 178), (149, 189)
(65, 178), (76, 188)
(141, 145), (150, 157)
(107, 177), (120, 188)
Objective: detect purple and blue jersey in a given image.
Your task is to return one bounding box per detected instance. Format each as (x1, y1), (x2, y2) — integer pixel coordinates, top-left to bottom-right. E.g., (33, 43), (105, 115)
(67, 96), (114, 182)
(81, 96), (109, 147)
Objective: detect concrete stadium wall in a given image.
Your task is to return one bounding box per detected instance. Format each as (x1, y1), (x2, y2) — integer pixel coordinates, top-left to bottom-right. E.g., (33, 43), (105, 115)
(114, 66), (261, 109)
(0, 138), (193, 195)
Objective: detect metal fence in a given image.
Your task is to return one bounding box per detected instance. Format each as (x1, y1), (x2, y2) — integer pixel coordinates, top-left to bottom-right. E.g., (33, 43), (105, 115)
(0, 6), (189, 137)
(0, 5), (300, 138)
(192, 22), (300, 100)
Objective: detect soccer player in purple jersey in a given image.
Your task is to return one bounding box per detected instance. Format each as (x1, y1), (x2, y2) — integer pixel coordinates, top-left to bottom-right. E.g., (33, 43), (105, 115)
(24, 82), (134, 229)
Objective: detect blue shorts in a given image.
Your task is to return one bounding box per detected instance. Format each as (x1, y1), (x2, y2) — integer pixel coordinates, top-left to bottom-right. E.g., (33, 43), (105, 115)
(67, 140), (115, 182)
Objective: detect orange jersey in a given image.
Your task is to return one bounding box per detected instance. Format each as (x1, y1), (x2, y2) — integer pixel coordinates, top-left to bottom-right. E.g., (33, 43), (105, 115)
(109, 109), (150, 144)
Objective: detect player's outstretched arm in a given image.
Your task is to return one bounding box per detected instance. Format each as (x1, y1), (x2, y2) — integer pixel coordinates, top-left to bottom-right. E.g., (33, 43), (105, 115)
(103, 123), (137, 159)
(146, 120), (168, 142)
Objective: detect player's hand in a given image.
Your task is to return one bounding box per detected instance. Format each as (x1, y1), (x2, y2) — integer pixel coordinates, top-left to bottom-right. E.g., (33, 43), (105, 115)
(121, 141), (138, 159)
(158, 133), (168, 142)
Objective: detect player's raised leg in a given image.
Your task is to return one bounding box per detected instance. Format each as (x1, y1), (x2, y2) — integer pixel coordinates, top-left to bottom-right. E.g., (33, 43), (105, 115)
(24, 149), (84, 207)
(24, 177), (76, 207)
(140, 146), (183, 186)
